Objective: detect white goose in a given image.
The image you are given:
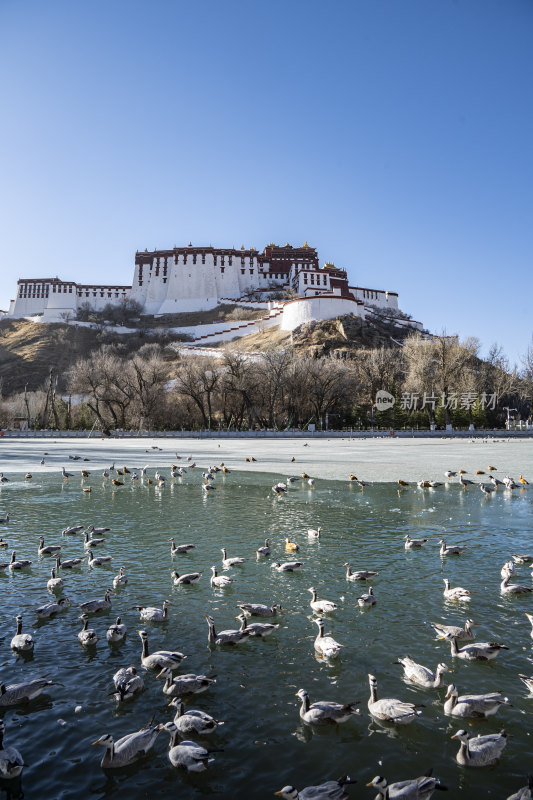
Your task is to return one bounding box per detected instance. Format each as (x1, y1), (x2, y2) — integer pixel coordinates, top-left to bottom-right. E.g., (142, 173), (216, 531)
(221, 548), (246, 568)
(106, 617), (127, 643)
(357, 587), (377, 608)
(10, 615), (34, 652)
(87, 549), (113, 567)
(443, 578), (471, 602)
(438, 540), (468, 556)
(169, 539), (196, 555)
(157, 667), (216, 697)
(296, 688), (359, 725)
(367, 673), (422, 725)
(451, 728), (507, 767)
(172, 570), (202, 585)
(395, 656), (450, 688)
(271, 561), (303, 572)
(80, 590), (113, 614)
(136, 600), (170, 622)
(313, 617), (343, 658)
(205, 613), (250, 646)
(78, 614), (98, 647)
(501, 572), (533, 596)
(112, 666), (144, 701)
(0, 677), (54, 707)
(307, 527), (322, 539)
(238, 602), (282, 618)
(308, 587), (338, 614)
(237, 613), (279, 638)
(163, 722), (216, 771)
(366, 773), (446, 799)
(36, 597), (71, 618)
(274, 776), (355, 799)
(112, 567), (128, 588)
(38, 536), (62, 556)
(447, 636), (508, 661)
(444, 684), (510, 718)
(137, 630), (185, 670)
(404, 534), (428, 549)
(0, 720), (24, 779)
(256, 538), (271, 556)
(210, 565), (234, 588)
(92, 723), (161, 768)
(47, 567), (64, 592)
(169, 697), (224, 735)
(431, 619), (476, 641)
(56, 555), (83, 570)
(344, 563), (379, 581)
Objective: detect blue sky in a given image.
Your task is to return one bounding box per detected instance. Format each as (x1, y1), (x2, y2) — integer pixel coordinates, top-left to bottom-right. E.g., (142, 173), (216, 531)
(1, 0), (531, 365)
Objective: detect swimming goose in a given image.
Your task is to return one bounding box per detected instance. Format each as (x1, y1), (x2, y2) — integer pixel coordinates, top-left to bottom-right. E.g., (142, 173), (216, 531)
(501, 560), (516, 578)
(169, 697), (224, 735)
(221, 548), (246, 568)
(513, 554), (533, 564)
(157, 667), (216, 697)
(137, 630), (185, 670)
(308, 527), (322, 538)
(0, 720), (24, 779)
(367, 674), (422, 725)
(296, 688), (359, 725)
(61, 467), (73, 479)
(357, 587), (377, 607)
(0, 677), (54, 707)
(256, 538), (271, 556)
(451, 728), (507, 767)
(36, 597), (71, 618)
(285, 538), (300, 552)
(438, 540), (467, 556)
(38, 537), (62, 556)
(237, 613), (279, 638)
(525, 613), (533, 638)
(404, 535), (428, 549)
(112, 666), (144, 701)
(443, 579), (471, 602)
(0, 513), (10, 524)
(106, 616), (127, 643)
(172, 570), (202, 585)
(56, 555), (82, 570)
(431, 619), (476, 641)
(83, 532), (105, 548)
(80, 590), (113, 614)
(366, 772), (446, 799)
(395, 656), (450, 688)
(314, 617), (343, 658)
(237, 602), (282, 618)
(275, 775), (355, 799)
(62, 525), (84, 535)
(500, 573), (533, 595)
(447, 636), (508, 661)
(11, 615), (34, 652)
(87, 524), (111, 535)
(272, 561), (303, 572)
(308, 587), (338, 614)
(0, 537), (8, 547)
(272, 482), (288, 495)
(9, 551), (32, 570)
(169, 539), (196, 555)
(87, 549), (113, 567)
(505, 776), (533, 800)
(518, 674), (533, 693)
(78, 614), (98, 646)
(163, 723), (216, 771)
(202, 482), (215, 493)
(113, 567), (128, 588)
(205, 613), (250, 646)
(47, 567), (64, 592)
(443, 684), (510, 718)
(92, 722), (161, 768)
(344, 563), (379, 580)
(210, 565), (234, 587)
(136, 600), (170, 622)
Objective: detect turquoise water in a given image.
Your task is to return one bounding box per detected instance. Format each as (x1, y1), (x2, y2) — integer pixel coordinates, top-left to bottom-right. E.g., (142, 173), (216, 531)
(1, 470), (532, 799)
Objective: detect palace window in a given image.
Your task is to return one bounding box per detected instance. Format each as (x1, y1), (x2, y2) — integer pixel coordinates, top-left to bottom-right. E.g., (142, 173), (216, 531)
(249, 269), (253, 275)
(229, 257), (232, 265)
(241, 269), (245, 275)
(193, 254), (197, 264)
(163, 278), (167, 283)
(323, 276), (327, 285)
(303, 275), (308, 284)
(221, 267), (225, 273)
(201, 254), (205, 264)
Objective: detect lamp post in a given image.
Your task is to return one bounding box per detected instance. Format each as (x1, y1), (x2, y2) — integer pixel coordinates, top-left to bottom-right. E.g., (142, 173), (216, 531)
(503, 407), (517, 431)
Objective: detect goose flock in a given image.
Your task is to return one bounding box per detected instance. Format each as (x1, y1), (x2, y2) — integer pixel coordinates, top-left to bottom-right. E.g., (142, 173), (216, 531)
(0, 455), (532, 799)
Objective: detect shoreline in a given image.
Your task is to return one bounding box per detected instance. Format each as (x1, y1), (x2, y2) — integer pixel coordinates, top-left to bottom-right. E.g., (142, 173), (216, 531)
(1, 435), (532, 484)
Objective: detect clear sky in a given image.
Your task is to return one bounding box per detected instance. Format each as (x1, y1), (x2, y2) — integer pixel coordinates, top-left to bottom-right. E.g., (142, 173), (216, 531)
(1, 0), (531, 366)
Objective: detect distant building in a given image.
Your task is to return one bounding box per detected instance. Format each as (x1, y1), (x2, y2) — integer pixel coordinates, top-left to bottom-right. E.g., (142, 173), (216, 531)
(7, 242), (414, 331)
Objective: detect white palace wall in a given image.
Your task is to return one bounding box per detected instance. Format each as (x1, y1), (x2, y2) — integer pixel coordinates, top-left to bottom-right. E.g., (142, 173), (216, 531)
(280, 296), (365, 332)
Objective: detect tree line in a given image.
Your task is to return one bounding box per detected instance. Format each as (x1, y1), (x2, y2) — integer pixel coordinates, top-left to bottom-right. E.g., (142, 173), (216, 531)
(1, 333), (532, 431)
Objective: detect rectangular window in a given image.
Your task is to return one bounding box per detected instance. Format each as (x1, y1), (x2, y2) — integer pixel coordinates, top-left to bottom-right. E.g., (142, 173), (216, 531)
(241, 269), (245, 275)
(221, 267), (225, 274)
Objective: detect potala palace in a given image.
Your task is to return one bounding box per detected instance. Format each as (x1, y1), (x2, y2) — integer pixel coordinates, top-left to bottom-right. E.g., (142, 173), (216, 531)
(6, 242), (421, 336)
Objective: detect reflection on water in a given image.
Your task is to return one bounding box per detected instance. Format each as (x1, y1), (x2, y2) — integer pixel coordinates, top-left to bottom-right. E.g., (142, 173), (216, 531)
(0, 471), (532, 798)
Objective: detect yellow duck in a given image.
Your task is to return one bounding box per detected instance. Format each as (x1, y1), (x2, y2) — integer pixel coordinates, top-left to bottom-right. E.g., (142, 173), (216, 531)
(520, 475), (529, 485)
(285, 538), (299, 552)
